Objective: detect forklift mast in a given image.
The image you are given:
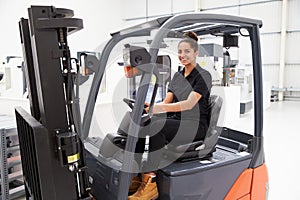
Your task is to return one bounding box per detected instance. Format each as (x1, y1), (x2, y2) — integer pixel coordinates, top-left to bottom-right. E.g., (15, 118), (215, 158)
(16, 6), (91, 200)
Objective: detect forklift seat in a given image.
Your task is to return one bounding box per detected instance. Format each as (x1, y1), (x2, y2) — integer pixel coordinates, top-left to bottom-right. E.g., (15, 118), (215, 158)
(164, 95), (223, 161)
(99, 95), (223, 162)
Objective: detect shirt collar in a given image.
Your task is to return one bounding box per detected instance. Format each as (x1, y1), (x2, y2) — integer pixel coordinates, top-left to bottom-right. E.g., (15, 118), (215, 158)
(181, 64), (200, 78)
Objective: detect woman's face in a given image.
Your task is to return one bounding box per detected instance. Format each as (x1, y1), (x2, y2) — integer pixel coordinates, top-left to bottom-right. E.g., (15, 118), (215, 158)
(178, 42), (198, 66)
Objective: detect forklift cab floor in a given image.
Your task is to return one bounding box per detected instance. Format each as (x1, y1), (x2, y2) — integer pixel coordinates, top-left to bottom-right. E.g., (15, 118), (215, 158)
(85, 135), (252, 176)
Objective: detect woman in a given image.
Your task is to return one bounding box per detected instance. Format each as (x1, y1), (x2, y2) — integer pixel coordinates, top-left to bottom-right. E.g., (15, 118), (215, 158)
(128, 31), (212, 200)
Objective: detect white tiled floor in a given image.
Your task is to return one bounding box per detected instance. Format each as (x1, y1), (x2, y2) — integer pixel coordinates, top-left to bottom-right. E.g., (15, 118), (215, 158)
(12, 101), (300, 200)
(263, 101), (300, 200)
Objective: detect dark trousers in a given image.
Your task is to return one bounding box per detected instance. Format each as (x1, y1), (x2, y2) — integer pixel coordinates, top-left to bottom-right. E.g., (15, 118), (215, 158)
(135, 115), (207, 172)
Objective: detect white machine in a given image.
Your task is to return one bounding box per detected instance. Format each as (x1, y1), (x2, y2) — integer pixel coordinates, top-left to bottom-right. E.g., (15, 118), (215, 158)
(198, 43), (224, 86)
(0, 56), (25, 98)
(232, 66), (253, 114)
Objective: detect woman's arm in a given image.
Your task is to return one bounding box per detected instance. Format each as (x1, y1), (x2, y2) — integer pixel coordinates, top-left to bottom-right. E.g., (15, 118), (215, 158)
(162, 92), (174, 104)
(152, 91), (202, 114)
(144, 92), (174, 112)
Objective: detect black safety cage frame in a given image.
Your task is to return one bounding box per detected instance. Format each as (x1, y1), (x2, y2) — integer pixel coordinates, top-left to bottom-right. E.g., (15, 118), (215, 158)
(80, 13), (264, 199)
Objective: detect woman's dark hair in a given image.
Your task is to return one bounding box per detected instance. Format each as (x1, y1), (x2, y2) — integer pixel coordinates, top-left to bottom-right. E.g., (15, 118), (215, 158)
(178, 31), (199, 51)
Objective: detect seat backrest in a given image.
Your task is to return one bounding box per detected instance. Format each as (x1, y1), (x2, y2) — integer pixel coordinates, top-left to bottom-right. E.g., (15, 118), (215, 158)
(207, 95), (223, 136)
(198, 95), (223, 158)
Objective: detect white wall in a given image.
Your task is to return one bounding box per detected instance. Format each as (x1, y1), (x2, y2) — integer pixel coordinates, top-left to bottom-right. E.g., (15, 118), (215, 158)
(121, 0), (195, 22)
(0, 0), (123, 59)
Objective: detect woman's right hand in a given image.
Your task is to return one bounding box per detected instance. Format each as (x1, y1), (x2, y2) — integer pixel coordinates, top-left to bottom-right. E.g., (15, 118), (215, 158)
(144, 102), (150, 113)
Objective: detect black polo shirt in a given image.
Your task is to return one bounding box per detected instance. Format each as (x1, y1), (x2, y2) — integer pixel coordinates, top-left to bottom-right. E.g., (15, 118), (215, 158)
(168, 64), (212, 125)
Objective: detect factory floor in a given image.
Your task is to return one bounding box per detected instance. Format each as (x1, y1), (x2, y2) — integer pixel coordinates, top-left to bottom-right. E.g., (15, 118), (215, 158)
(263, 100), (300, 200)
(12, 100), (300, 200)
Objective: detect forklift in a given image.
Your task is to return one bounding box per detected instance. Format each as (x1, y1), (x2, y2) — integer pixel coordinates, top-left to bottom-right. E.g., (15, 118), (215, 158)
(16, 5), (268, 200)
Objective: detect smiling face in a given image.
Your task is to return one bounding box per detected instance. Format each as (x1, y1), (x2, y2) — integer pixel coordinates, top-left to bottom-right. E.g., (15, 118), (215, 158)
(178, 42), (198, 67)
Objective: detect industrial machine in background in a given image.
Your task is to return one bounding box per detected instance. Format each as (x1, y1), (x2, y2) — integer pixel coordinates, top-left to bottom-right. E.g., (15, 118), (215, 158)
(0, 123), (25, 200)
(233, 66), (254, 114)
(198, 43), (224, 86)
(16, 5), (268, 200)
(198, 42), (253, 115)
(0, 56), (26, 98)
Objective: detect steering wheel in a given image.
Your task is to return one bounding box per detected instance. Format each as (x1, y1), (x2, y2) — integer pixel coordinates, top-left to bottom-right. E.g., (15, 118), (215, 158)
(123, 98), (148, 115)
